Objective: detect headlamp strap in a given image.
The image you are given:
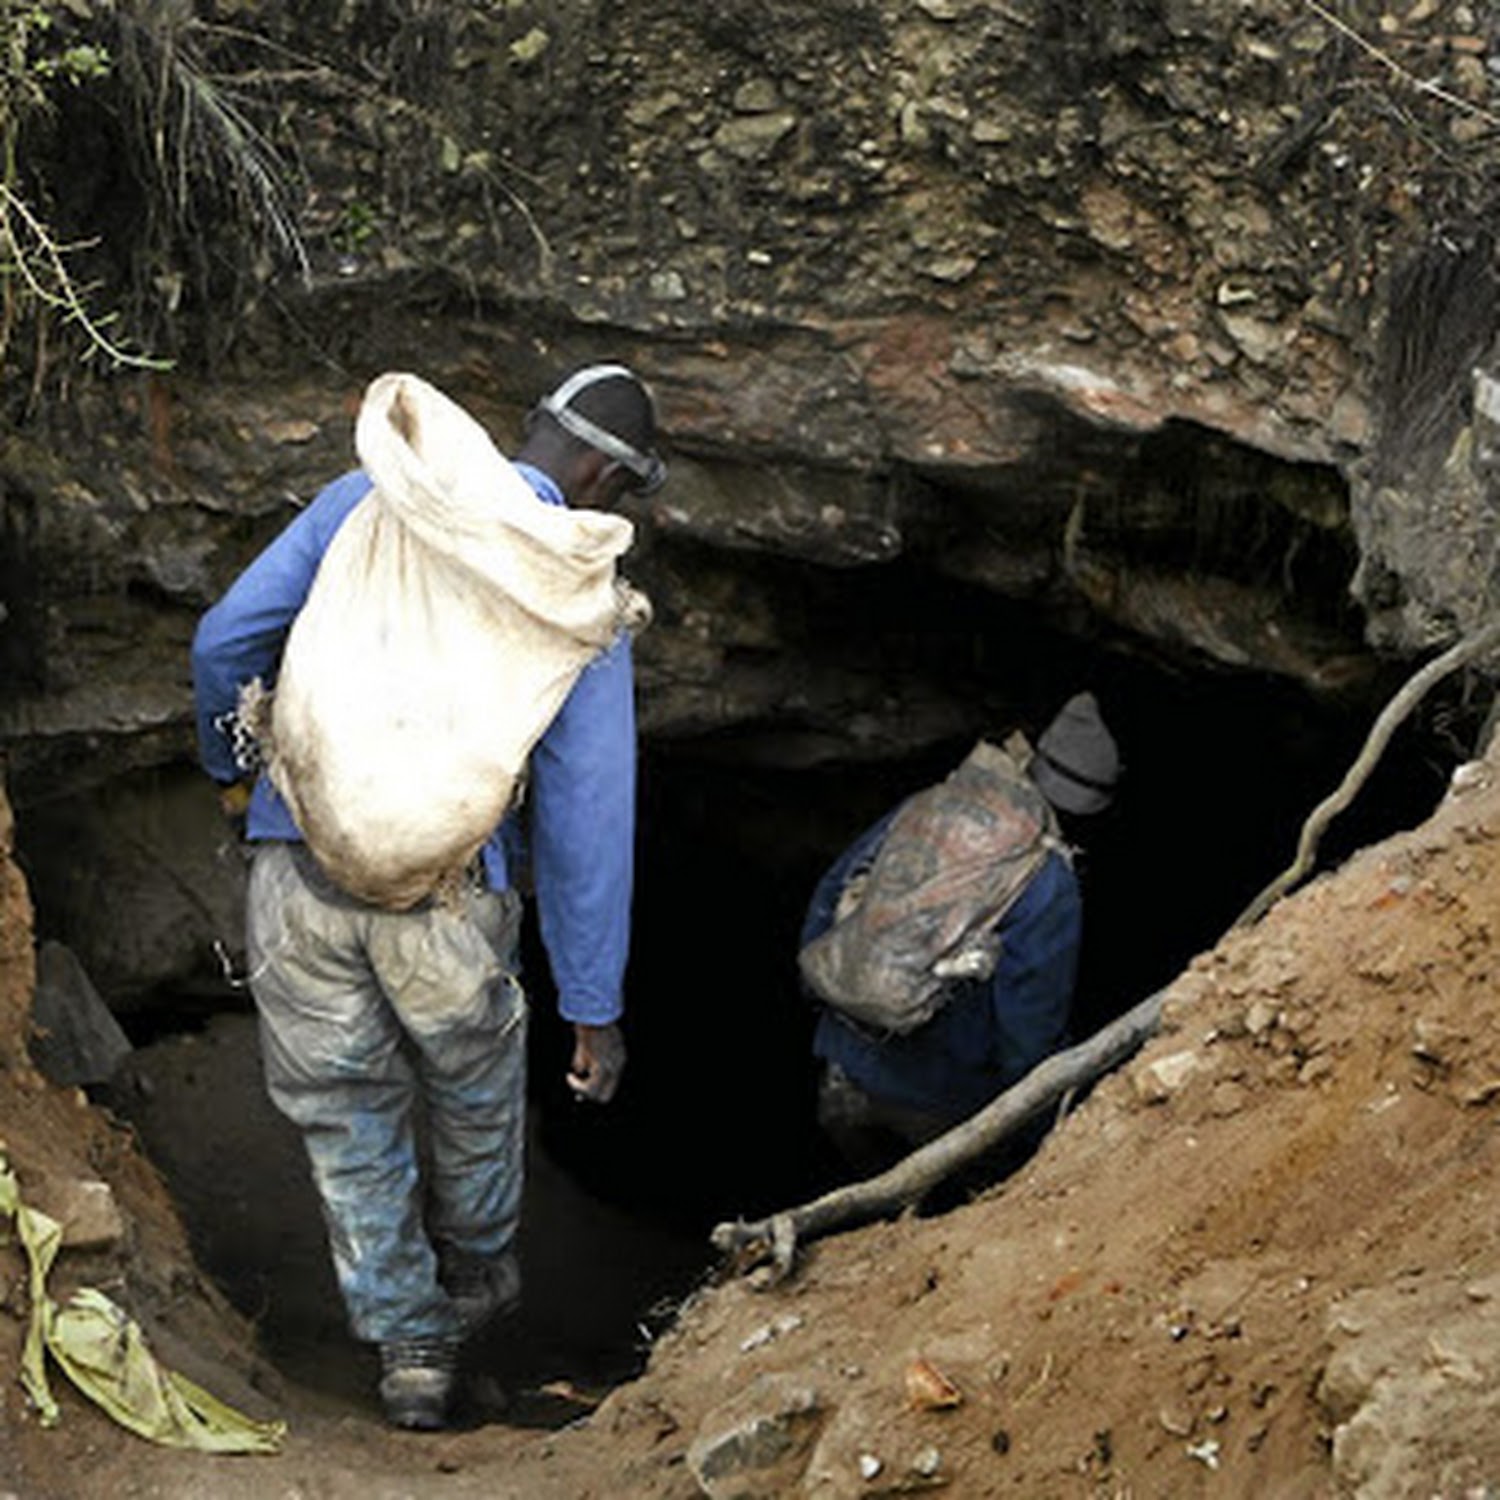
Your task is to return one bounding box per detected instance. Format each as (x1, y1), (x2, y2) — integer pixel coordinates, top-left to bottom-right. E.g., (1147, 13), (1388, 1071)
(542, 364), (656, 480)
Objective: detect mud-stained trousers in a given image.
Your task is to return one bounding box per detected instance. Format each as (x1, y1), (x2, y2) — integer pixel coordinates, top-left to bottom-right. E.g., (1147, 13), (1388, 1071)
(245, 841), (526, 1345)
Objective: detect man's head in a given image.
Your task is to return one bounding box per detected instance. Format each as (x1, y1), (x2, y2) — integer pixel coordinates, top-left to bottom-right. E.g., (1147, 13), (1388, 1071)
(519, 363), (666, 508)
(1028, 692), (1121, 816)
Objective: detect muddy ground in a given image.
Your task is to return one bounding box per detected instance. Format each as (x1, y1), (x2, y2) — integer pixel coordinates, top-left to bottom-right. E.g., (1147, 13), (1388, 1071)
(5, 736), (1500, 1497)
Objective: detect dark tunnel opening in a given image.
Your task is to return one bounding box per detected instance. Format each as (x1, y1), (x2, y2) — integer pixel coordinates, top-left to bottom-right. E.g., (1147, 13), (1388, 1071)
(535, 613), (1464, 1245)
(64, 556), (1483, 1423)
(499, 568), (1466, 1414)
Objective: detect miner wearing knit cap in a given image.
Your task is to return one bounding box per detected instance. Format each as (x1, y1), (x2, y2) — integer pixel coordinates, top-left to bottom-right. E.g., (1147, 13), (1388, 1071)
(799, 693), (1121, 1174)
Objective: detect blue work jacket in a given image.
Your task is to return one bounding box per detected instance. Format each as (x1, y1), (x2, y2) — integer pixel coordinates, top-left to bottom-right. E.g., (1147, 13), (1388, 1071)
(191, 464), (636, 1027)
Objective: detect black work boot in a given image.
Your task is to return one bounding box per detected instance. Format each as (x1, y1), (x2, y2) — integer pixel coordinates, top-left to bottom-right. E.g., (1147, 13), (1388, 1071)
(437, 1245), (521, 1338)
(378, 1336), (460, 1430)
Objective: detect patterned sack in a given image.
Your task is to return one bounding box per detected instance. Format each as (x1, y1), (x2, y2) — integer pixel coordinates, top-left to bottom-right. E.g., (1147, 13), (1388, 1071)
(262, 371), (647, 908)
(799, 740), (1063, 1034)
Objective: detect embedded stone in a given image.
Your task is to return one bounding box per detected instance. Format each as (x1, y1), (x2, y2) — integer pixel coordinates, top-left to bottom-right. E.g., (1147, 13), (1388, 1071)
(713, 113), (797, 163)
(30, 1175), (126, 1250)
(687, 1373), (825, 1499)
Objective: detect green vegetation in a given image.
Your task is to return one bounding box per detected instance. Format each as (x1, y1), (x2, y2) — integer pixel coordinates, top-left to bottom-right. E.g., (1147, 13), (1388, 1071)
(0, 2), (315, 393)
(0, 1), (166, 373)
(0, 2), (547, 404)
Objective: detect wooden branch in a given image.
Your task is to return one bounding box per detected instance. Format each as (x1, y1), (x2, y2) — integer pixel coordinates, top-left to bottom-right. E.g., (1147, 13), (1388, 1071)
(0, 182), (171, 371)
(710, 988), (1166, 1281)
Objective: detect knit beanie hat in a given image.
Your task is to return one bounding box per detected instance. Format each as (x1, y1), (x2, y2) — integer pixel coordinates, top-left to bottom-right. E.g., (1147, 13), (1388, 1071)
(1030, 692), (1121, 815)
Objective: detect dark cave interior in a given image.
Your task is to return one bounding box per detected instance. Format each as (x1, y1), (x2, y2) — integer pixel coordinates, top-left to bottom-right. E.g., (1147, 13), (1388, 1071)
(547, 605), (1464, 1240)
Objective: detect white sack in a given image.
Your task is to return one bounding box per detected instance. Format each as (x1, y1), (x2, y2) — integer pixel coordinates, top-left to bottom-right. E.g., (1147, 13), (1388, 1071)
(264, 370), (646, 908)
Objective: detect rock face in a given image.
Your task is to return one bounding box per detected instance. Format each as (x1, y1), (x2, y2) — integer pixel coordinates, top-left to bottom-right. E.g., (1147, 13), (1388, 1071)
(2, 0), (1500, 996)
(3, 14), (1500, 1491)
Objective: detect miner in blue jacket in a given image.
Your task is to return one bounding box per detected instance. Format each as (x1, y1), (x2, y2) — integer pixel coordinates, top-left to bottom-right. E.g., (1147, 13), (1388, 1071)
(191, 364), (664, 1430)
(802, 694), (1121, 1174)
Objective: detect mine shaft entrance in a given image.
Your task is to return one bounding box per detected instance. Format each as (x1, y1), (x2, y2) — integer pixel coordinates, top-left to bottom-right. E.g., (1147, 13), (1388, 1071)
(544, 621), (1463, 1239)
(102, 564), (1476, 1425)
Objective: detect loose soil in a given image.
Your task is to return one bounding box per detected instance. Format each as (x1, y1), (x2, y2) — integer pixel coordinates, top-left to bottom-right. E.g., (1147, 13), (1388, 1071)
(4, 741), (1500, 1498)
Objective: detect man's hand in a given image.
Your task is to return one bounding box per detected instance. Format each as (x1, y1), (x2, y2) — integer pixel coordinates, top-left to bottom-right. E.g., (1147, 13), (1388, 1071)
(568, 1022), (626, 1104)
(217, 779), (253, 839)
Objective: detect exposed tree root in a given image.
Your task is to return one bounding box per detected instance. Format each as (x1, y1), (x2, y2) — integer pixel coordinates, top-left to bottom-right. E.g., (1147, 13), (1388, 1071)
(710, 989), (1166, 1282)
(1235, 619), (1500, 928)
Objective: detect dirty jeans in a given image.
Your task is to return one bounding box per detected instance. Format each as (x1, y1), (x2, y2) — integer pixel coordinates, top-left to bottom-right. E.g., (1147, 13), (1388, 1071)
(245, 842), (526, 1345)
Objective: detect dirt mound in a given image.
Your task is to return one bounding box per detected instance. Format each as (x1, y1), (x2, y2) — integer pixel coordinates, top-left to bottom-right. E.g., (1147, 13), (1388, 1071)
(4, 748), (1500, 1497)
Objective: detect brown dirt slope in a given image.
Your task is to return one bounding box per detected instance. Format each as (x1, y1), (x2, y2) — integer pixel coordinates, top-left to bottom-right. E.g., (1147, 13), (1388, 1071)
(4, 745), (1500, 1497)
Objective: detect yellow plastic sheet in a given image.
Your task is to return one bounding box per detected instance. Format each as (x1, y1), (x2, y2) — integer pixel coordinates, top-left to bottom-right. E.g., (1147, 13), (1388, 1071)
(0, 1157), (284, 1453)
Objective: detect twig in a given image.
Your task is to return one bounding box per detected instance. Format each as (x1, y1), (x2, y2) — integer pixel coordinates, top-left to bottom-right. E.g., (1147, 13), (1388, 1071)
(710, 989), (1167, 1281)
(0, 182), (171, 370)
(190, 16), (552, 259)
(1301, 0), (1500, 130)
(1015, 1352), (1054, 1406)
